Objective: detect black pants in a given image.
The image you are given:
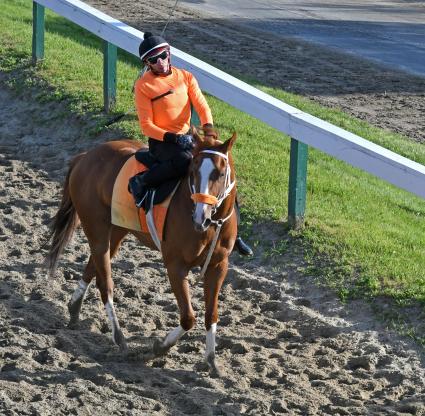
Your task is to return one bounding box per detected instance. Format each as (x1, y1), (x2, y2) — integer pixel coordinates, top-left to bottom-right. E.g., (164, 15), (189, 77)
(136, 139), (192, 188)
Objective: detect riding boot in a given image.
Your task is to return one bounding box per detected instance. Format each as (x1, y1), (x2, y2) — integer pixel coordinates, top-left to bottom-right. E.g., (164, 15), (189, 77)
(233, 198), (253, 256)
(234, 236), (254, 256)
(128, 173), (149, 208)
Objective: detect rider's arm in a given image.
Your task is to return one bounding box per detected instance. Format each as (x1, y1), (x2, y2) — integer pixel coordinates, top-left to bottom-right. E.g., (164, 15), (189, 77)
(134, 81), (167, 141)
(187, 72), (213, 126)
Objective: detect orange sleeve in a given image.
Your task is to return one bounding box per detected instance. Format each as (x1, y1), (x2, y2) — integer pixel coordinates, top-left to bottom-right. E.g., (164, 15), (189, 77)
(134, 79), (166, 141)
(187, 72), (213, 126)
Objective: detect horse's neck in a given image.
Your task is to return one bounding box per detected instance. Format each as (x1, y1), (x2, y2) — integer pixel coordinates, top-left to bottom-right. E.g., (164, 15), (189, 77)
(179, 173), (194, 209)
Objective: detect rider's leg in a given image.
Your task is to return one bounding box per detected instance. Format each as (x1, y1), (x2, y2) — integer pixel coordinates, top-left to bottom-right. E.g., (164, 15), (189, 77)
(129, 140), (191, 206)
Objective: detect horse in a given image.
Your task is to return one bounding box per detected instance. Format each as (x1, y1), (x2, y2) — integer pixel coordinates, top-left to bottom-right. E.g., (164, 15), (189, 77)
(45, 129), (238, 376)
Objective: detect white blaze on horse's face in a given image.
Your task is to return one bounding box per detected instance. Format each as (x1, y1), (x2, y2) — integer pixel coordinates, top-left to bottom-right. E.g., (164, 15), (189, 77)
(192, 157), (216, 231)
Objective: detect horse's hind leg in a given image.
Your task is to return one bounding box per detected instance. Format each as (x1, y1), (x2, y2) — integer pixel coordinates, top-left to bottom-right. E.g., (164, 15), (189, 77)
(68, 256), (96, 328)
(68, 225), (128, 350)
(153, 263), (195, 357)
(92, 225), (128, 351)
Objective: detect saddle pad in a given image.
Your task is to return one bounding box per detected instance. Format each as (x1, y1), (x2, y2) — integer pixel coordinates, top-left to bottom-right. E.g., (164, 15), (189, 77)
(111, 155), (174, 240)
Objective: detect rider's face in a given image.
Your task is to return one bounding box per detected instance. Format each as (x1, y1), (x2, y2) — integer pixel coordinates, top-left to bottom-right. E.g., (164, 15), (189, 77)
(146, 49), (170, 74)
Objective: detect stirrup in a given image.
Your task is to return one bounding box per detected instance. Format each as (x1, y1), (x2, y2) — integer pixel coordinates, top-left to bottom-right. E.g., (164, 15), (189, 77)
(135, 194), (147, 208)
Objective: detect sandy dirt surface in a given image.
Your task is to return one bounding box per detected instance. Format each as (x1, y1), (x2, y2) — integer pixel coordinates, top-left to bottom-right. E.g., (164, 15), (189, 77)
(1, 2), (425, 415)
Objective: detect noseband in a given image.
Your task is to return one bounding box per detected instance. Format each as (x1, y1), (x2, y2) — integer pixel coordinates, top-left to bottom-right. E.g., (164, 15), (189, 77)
(189, 150), (236, 214)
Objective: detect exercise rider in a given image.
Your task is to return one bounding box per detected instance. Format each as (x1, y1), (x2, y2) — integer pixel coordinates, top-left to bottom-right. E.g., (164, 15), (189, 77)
(129, 32), (253, 256)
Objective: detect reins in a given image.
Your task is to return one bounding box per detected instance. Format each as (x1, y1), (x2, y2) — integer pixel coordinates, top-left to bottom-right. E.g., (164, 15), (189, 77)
(197, 207), (234, 282)
(189, 149), (236, 282)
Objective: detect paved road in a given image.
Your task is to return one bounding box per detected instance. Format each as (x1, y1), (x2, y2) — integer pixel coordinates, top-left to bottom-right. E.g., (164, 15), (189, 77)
(181, 0), (425, 77)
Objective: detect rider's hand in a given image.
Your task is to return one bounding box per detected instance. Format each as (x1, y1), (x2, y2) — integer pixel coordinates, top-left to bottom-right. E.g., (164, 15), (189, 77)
(202, 123), (216, 139)
(163, 132), (194, 151)
(176, 134), (194, 151)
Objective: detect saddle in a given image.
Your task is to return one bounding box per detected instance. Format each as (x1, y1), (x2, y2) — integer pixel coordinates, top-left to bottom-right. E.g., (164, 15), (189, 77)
(111, 153), (179, 245)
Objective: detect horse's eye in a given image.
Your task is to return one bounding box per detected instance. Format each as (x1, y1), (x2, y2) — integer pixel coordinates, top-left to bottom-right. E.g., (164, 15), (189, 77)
(210, 169), (220, 181)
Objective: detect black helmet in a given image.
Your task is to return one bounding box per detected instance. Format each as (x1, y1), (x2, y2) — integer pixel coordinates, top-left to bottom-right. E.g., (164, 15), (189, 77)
(139, 32), (170, 61)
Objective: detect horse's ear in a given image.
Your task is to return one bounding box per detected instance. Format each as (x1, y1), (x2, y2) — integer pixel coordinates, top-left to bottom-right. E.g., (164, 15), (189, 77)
(221, 132), (237, 153)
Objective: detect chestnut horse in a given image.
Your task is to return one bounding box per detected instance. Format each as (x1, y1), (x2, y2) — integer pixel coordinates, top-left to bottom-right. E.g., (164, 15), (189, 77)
(45, 130), (237, 375)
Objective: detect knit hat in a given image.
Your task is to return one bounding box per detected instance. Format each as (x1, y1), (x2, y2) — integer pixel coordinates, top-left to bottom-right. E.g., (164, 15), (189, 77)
(138, 32), (169, 61)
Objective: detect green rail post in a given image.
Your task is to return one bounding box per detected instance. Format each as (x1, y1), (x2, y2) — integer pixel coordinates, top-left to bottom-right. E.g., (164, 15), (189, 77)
(32, 2), (45, 62)
(288, 137), (308, 229)
(190, 104), (200, 127)
(103, 41), (117, 112)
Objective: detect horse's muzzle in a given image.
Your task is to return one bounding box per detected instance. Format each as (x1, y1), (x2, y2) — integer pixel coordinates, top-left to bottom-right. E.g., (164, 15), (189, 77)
(192, 214), (211, 233)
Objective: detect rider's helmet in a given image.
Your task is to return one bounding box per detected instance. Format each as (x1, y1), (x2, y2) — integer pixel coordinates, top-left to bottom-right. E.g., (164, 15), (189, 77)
(139, 32), (170, 62)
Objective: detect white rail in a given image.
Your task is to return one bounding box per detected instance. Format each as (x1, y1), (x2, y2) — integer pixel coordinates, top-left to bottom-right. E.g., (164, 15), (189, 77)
(35, 0), (425, 199)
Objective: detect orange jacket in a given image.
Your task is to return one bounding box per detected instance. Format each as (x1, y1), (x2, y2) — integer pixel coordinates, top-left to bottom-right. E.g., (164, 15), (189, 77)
(134, 67), (213, 141)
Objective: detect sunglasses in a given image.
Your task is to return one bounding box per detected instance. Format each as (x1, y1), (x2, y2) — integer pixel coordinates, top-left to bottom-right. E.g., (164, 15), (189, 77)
(146, 50), (169, 64)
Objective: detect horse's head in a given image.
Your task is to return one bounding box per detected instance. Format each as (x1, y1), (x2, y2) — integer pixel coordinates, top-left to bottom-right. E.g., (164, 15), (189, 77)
(189, 129), (237, 232)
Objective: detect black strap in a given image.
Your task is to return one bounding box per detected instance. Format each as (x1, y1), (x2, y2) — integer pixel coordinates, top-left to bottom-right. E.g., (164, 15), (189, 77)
(151, 89), (174, 102)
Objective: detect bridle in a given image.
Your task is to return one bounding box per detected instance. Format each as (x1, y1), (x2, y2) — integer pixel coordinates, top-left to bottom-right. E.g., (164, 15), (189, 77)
(188, 149), (236, 226)
(188, 149), (236, 282)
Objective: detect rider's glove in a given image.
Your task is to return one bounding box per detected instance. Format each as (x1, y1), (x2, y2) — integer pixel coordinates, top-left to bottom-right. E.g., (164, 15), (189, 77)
(163, 132), (194, 151)
(176, 134), (194, 151)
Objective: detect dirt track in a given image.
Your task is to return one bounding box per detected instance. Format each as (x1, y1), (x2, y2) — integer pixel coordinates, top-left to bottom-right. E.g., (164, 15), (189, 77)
(1, 1), (425, 415)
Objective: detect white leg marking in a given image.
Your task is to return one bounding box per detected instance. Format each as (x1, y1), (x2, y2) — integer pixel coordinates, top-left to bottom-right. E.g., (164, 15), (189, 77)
(193, 158), (214, 224)
(163, 325), (187, 347)
(70, 279), (90, 304)
(205, 323), (217, 358)
(105, 297), (120, 342)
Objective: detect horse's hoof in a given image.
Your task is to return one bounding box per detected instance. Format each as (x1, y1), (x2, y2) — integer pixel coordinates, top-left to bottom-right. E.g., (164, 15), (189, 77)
(67, 314), (79, 329)
(119, 342), (128, 355)
(206, 353), (224, 378)
(113, 330), (128, 353)
(153, 339), (172, 357)
(68, 298), (83, 317)
(68, 306), (80, 329)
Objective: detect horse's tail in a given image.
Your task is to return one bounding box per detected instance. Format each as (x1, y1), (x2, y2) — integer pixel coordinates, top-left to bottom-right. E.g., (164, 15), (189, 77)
(44, 154), (84, 277)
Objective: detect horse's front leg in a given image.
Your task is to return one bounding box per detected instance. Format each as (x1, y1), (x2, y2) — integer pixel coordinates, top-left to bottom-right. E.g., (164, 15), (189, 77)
(203, 258), (228, 377)
(153, 263), (195, 357)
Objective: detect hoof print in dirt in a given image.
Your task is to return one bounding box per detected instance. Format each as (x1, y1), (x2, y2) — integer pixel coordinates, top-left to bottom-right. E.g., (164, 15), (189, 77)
(152, 359), (167, 368)
(346, 355), (377, 371)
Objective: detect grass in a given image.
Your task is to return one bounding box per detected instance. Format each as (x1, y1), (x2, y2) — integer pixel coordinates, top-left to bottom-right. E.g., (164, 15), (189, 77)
(1, 1), (425, 324)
